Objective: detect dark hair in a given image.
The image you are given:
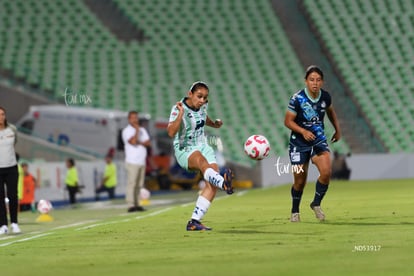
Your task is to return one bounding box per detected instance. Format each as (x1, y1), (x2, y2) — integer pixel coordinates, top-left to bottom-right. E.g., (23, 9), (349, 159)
(189, 81), (209, 93)
(67, 158), (75, 166)
(0, 106), (8, 127)
(305, 65), (324, 80)
(128, 110), (138, 118)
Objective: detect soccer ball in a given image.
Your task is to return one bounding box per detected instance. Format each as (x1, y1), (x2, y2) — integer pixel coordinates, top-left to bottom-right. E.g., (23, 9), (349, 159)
(37, 199), (53, 214)
(244, 135), (271, 160)
(139, 188), (151, 200)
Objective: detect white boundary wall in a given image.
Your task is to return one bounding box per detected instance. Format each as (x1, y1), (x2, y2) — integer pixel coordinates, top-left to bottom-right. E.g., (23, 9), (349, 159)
(26, 153), (414, 202)
(30, 161), (128, 203)
(260, 153), (414, 187)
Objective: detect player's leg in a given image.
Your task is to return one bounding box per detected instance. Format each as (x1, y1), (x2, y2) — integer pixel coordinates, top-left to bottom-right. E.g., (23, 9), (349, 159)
(289, 147), (310, 222)
(134, 165), (146, 211)
(125, 163), (139, 212)
(290, 161), (309, 222)
(310, 149), (331, 221)
(185, 146), (233, 194)
(67, 186), (77, 204)
(95, 185), (104, 201)
(5, 167), (19, 223)
(185, 151), (217, 230)
(4, 168), (21, 233)
(108, 187), (115, 199)
(0, 172), (9, 234)
(184, 146), (233, 231)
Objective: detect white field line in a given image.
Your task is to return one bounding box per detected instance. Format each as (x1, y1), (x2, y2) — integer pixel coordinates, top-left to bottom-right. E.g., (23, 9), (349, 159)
(0, 192), (236, 247)
(75, 207), (174, 231)
(0, 233), (54, 247)
(236, 190), (249, 197)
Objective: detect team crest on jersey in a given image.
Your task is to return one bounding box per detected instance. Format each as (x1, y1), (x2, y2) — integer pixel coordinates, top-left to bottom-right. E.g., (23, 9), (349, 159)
(321, 101), (326, 108)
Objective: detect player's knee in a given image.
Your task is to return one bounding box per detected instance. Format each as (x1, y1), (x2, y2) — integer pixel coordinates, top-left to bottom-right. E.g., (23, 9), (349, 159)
(319, 170), (331, 183)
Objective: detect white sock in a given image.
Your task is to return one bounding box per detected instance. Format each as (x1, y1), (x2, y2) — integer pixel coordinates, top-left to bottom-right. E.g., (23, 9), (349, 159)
(203, 168), (224, 189)
(191, 196), (211, 222)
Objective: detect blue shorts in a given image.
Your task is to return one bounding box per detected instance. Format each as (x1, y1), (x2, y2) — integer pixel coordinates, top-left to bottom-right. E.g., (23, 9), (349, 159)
(174, 143), (217, 170)
(288, 141), (330, 165)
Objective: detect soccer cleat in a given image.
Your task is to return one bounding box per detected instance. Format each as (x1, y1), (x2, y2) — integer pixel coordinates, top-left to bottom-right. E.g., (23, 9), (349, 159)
(290, 213), (301, 222)
(310, 203), (325, 221)
(127, 206), (146, 212)
(186, 220), (212, 231)
(220, 167), (234, 195)
(0, 225), (8, 235)
(11, 223), (21, 234)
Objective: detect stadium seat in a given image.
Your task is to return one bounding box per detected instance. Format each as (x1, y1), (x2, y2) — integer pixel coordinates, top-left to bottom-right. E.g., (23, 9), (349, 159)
(303, 0), (413, 153)
(0, 0), (356, 163)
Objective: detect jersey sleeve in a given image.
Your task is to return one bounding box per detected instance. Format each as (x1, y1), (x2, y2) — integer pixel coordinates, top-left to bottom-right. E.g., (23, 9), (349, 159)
(168, 105), (180, 123)
(287, 94), (298, 114)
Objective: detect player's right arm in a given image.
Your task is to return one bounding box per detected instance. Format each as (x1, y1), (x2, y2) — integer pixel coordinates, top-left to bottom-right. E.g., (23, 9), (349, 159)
(167, 102), (184, 138)
(284, 111), (315, 142)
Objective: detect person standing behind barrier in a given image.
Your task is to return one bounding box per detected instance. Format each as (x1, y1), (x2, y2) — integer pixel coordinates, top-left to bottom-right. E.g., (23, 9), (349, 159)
(65, 158), (79, 205)
(95, 155), (117, 200)
(0, 106), (21, 234)
(122, 111), (151, 212)
(19, 162), (38, 212)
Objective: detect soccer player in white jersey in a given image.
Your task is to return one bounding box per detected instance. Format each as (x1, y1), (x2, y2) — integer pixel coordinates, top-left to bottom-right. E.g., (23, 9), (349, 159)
(167, 81), (234, 231)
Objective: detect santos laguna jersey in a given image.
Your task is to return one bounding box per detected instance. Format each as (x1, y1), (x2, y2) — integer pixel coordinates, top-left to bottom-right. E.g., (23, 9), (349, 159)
(287, 88), (332, 147)
(169, 97), (208, 149)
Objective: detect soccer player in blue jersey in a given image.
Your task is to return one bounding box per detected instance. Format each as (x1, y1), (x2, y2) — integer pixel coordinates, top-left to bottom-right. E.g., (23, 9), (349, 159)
(284, 65), (341, 222)
(167, 81), (234, 231)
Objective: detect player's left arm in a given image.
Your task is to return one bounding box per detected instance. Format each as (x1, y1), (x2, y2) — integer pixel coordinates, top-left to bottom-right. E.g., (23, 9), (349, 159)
(206, 116), (222, 128)
(326, 105), (341, 143)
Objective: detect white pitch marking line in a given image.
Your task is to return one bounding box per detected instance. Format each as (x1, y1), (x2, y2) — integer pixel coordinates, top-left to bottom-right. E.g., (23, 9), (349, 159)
(75, 207), (174, 231)
(236, 190), (249, 197)
(0, 233), (54, 247)
(135, 207), (172, 220)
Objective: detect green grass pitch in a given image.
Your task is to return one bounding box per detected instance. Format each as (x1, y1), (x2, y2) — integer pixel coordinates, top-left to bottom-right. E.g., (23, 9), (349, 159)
(1, 179), (413, 276)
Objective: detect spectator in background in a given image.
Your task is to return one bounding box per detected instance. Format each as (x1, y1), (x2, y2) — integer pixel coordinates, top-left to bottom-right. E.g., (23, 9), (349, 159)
(122, 111), (151, 212)
(65, 158), (79, 205)
(332, 151), (351, 180)
(95, 155), (117, 200)
(19, 163), (38, 212)
(0, 106), (21, 234)
(16, 154), (24, 206)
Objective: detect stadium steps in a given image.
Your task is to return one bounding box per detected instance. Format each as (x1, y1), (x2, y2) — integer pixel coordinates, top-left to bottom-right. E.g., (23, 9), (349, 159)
(83, 0), (148, 43)
(271, 0), (385, 154)
(0, 0), (354, 164)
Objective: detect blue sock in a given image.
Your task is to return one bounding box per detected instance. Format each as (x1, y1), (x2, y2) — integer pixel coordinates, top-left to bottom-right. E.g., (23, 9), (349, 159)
(291, 186), (303, 213)
(312, 180), (329, 206)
